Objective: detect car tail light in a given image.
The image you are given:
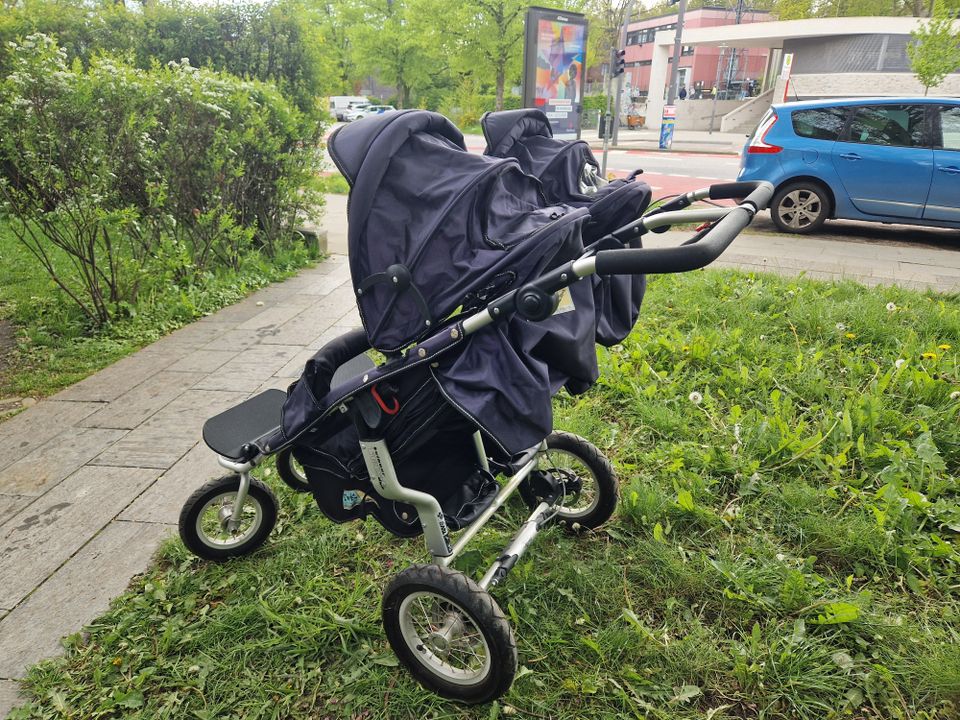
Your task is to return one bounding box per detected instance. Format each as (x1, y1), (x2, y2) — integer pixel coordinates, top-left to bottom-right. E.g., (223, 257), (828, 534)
(747, 112), (782, 154)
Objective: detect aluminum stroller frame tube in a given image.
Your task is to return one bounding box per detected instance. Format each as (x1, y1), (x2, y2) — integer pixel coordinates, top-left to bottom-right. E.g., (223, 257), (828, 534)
(479, 500), (554, 590)
(217, 455), (258, 533)
(439, 447), (543, 567)
(359, 438), (453, 557)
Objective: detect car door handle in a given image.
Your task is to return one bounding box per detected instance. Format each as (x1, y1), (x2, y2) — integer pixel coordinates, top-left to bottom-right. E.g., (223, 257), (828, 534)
(938, 165), (960, 175)
(839, 153), (861, 161)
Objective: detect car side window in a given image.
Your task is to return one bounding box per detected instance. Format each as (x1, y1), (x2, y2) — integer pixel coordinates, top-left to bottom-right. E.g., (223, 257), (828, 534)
(791, 107), (847, 141)
(939, 106), (960, 151)
(845, 105), (926, 148)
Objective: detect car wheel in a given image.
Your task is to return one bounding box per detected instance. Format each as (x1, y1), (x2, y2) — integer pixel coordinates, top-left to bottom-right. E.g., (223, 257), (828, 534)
(771, 181), (830, 234)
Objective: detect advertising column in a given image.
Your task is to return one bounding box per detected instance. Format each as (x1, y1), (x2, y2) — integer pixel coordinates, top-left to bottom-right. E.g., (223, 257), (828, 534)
(522, 7), (588, 140)
(658, 105), (676, 150)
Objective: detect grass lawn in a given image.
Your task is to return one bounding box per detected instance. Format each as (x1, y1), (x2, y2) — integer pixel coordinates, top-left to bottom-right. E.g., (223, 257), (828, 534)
(0, 217), (315, 402)
(9, 269), (960, 720)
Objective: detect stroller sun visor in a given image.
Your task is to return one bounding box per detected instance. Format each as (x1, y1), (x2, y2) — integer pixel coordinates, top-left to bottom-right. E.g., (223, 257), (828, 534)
(328, 110), (587, 354)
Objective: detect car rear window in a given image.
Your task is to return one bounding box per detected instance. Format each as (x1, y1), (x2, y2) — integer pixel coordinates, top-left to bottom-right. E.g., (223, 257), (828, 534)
(791, 107), (847, 141)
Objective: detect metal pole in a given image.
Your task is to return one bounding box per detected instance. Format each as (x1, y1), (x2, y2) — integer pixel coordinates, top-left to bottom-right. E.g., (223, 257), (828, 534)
(708, 45), (725, 134)
(666, 0), (688, 106)
(611, 0), (635, 147)
(601, 50), (613, 176)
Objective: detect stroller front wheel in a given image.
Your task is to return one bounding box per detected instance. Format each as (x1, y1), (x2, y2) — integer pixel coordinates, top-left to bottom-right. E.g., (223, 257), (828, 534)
(382, 564), (517, 704)
(178, 475), (278, 561)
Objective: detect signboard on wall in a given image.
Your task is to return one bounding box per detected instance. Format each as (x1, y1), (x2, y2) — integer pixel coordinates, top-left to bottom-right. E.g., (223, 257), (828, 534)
(522, 7), (588, 139)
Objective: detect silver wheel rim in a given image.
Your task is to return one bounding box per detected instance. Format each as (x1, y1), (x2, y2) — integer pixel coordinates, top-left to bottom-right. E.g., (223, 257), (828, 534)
(397, 591), (492, 685)
(194, 490), (263, 550)
(286, 454), (308, 485)
(777, 189), (822, 229)
(538, 448), (601, 519)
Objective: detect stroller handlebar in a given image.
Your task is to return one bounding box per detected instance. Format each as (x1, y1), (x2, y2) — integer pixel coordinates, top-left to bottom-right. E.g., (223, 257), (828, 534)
(592, 180), (774, 276)
(462, 181), (774, 334)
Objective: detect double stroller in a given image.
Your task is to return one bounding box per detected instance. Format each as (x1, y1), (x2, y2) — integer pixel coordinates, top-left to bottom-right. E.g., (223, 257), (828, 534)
(178, 108), (772, 703)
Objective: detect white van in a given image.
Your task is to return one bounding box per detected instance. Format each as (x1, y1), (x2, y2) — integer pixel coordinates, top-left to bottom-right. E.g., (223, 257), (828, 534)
(329, 96), (370, 121)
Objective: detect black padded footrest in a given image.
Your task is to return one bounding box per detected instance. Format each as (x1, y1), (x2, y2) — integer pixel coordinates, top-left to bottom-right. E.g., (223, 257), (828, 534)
(202, 389), (287, 460)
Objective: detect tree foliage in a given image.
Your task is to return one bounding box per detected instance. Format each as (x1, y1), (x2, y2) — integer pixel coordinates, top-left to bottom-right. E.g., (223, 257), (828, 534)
(908, 4), (960, 94)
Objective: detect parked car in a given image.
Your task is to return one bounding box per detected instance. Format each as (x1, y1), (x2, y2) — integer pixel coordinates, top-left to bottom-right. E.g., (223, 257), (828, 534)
(737, 97), (960, 234)
(342, 103), (372, 122)
(329, 96), (370, 121)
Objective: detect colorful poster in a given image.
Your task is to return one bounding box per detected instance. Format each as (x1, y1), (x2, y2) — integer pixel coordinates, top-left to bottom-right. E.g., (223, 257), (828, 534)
(523, 9), (588, 139)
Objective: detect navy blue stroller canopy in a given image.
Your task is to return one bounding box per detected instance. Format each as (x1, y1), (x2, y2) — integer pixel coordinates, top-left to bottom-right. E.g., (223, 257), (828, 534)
(287, 109), (603, 459)
(482, 108), (650, 345)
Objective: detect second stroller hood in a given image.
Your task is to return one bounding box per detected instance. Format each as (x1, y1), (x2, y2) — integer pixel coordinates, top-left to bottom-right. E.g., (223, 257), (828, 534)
(328, 109), (587, 354)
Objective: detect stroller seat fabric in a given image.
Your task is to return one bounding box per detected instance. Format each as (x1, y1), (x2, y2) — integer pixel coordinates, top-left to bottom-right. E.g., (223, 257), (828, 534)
(482, 109), (651, 345)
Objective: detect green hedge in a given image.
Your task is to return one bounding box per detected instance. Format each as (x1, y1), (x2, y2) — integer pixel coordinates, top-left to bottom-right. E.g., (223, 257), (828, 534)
(0, 35), (325, 326)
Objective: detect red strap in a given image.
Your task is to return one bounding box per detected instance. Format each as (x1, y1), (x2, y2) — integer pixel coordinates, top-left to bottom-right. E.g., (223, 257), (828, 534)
(695, 221), (713, 232)
(371, 384), (399, 415)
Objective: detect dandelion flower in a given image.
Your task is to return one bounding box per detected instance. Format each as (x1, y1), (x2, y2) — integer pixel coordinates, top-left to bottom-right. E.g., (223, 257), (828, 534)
(951, 390), (960, 400)
(836, 411), (843, 419)
(759, 334), (766, 341)
(845, 332), (856, 339)
(886, 302), (896, 312)
(921, 352), (937, 360)
(895, 359), (906, 369)
(938, 344), (951, 351)
(688, 391), (703, 405)
(836, 322), (846, 331)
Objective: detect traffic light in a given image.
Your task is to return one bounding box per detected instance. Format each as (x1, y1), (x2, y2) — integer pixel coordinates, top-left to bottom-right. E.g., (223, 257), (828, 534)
(610, 48), (626, 77)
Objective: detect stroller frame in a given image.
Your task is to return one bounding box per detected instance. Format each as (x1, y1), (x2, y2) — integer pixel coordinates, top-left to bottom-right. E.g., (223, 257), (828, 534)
(180, 181), (774, 704)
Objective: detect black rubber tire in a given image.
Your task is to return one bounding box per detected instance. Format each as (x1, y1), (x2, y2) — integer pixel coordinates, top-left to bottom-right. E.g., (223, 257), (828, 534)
(382, 564), (517, 704)
(178, 475), (278, 561)
(770, 181), (831, 234)
(275, 448), (312, 493)
(520, 431), (618, 532)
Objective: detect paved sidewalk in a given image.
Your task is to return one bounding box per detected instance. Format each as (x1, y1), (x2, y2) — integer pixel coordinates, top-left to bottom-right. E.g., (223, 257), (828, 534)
(587, 128), (746, 155)
(2, 193), (959, 717)
(0, 255), (359, 716)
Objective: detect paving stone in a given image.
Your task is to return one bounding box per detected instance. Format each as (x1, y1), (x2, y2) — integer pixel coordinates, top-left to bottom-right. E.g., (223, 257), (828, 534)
(254, 376), (296, 394)
(0, 428), (126, 497)
(80, 371), (207, 430)
(119, 443), (226, 525)
(0, 402), (102, 467)
(0, 467), (159, 610)
(236, 303), (306, 332)
(297, 274), (351, 296)
(0, 495), (33, 532)
(199, 328), (267, 352)
(148, 321), (235, 350)
(276, 348), (321, 378)
(308, 323), (360, 350)
(0, 520), (172, 680)
(259, 305), (339, 346)
(0, 680), (24, 718)
(193, 299), (272, 326)
(53, 349), (180, 403)
(91, 390), (246, 469)
(165, 349), (238, 374)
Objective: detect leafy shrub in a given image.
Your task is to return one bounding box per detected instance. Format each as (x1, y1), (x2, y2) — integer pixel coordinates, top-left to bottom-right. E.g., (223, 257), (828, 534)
(0, 34), (324, 326)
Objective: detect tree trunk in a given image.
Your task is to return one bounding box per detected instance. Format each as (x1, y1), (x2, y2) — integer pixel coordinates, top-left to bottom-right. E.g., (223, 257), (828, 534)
(495, 64), (505, 111)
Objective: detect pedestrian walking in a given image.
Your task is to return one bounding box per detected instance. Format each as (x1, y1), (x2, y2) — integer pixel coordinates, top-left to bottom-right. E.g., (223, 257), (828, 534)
(678, 85), (687, 101)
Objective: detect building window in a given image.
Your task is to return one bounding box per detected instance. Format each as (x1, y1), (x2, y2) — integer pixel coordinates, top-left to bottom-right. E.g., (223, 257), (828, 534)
(681, 45), (694, 56)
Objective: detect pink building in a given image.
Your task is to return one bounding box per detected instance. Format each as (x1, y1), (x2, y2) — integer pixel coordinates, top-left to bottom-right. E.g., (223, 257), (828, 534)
(624, 6), (772, 99)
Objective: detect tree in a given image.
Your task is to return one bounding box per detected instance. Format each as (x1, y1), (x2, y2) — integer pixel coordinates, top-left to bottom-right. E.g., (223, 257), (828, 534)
(907, 4), (960, 95)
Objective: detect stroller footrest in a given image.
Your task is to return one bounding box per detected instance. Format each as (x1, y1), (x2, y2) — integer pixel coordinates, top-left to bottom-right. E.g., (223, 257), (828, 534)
(202, 389), (286, 461)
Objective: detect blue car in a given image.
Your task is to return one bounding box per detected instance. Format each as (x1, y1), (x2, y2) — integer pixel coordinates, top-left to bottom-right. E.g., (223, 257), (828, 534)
(737, 97), (960, 234)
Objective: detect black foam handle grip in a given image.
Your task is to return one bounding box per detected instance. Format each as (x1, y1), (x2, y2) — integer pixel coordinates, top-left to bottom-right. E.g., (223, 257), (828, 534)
(709, 181), (763, 200)
(594, 205), (754, 276)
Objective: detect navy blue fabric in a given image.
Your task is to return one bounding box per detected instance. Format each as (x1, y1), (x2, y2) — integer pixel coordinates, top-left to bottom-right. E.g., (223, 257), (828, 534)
(482, 108), (649, 345)
(317, 110), (605, 454)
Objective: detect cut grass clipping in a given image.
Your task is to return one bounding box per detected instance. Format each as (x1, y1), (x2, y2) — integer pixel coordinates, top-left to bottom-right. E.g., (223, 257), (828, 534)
(11, 270), (960, 720)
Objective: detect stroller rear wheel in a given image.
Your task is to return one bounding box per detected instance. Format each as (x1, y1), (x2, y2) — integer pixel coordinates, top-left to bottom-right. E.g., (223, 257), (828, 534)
(520, 431), (618, 531)
(275, 448), (312, 493)
(382, 564), (517, 704)
(178, 475), (278, 561)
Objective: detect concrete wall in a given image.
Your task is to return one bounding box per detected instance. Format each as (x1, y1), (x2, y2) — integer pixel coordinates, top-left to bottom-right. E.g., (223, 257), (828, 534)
(673, 98), (742, 130)
(782, 72), (960, 99)
(720, 89), (774, 133)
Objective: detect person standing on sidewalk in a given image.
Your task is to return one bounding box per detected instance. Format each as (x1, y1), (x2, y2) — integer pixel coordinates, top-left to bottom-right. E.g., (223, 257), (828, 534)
(679, 86), (687, 101)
